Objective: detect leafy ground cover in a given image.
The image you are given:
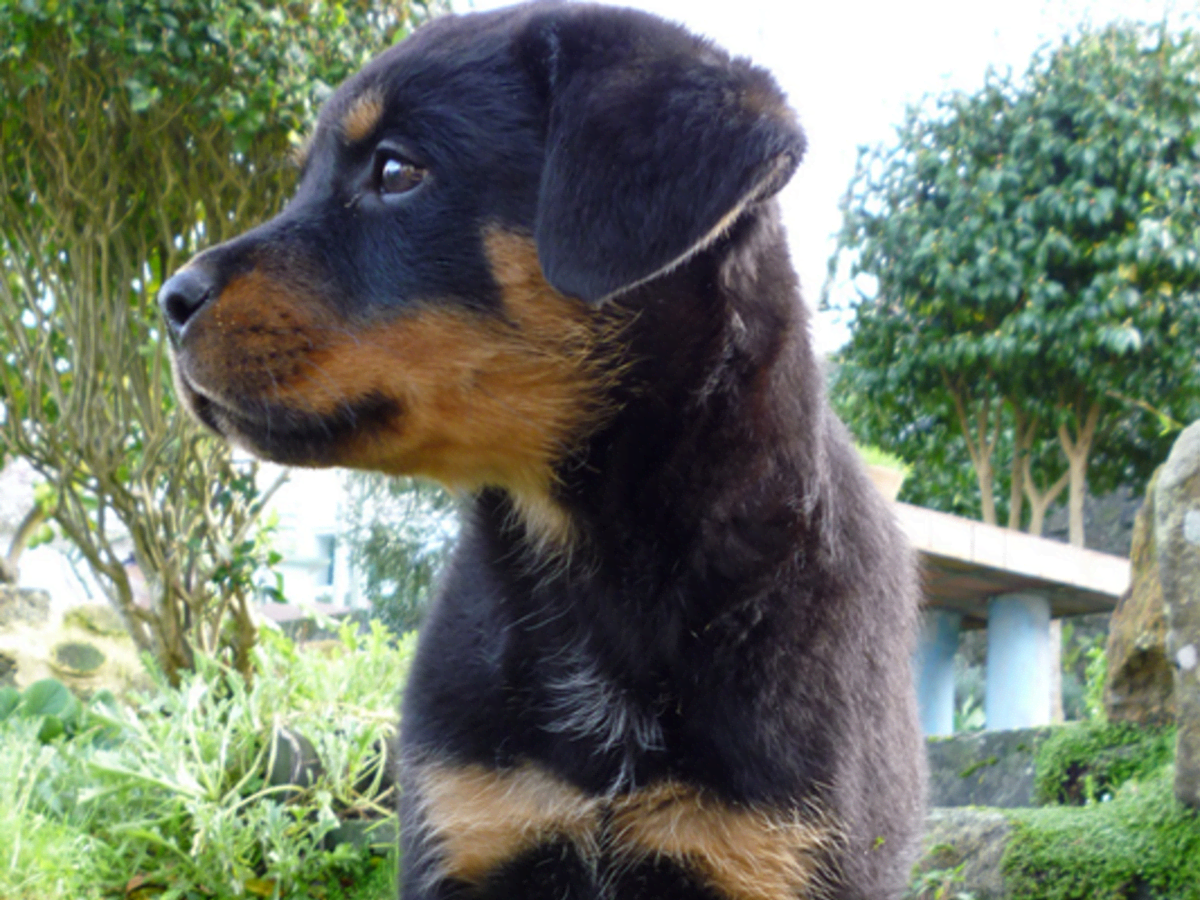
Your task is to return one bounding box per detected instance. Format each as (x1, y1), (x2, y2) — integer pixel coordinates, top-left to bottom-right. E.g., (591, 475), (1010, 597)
(0, 622), (415, 900)
(909, 721), (1200, 900)
(1003, 722), (1199, 900)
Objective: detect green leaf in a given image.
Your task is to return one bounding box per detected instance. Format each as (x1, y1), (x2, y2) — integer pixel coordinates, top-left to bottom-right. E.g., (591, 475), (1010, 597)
(19, 678), (73, 718)
(36, 713), (66, 743)
(0, 685), (20, 720)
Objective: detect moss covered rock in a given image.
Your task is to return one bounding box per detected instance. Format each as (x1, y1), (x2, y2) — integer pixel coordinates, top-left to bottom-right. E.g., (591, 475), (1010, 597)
(1155, 420), (1200, 808)
(1104, 470), (1176, 728)
(50, 641), (106, 677)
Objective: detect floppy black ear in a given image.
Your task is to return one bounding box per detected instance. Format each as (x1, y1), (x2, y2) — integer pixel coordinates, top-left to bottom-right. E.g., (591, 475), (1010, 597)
(518, 5), (805, 304)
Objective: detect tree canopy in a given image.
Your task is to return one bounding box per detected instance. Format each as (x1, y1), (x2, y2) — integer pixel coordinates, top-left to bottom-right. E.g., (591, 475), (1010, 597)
(830, 22), (1200, 545)
(0, 0), (441, 680)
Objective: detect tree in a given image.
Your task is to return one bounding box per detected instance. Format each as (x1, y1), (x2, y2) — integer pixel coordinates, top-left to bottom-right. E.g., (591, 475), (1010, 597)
(341, 475), (457, 634)
(830, 22), (1200, 545)
(0, 0), (441, 682)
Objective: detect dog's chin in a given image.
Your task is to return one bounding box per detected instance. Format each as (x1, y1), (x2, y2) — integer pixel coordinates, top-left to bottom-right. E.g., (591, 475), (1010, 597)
(175, 374), (397, 469)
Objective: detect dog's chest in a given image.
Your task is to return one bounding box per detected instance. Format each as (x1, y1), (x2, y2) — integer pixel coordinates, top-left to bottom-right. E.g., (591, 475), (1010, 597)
(538, 649), (666, 789)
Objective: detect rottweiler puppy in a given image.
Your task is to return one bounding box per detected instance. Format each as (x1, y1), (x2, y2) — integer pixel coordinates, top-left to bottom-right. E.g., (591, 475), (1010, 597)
(159, 3), (925, 898)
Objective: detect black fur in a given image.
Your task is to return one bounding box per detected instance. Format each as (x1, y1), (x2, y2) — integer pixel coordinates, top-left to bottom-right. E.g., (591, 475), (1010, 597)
(159, 4), (925, 899)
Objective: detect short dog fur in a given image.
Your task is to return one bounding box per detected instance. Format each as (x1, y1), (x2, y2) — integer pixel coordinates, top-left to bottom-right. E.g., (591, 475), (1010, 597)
(159, 3), (925, 898)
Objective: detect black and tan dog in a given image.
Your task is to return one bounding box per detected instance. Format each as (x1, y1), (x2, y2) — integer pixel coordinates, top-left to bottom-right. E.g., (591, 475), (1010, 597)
(159, 3), (925, 897)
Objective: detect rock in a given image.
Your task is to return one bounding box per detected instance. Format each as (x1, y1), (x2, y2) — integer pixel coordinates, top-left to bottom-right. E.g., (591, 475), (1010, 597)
(927, 728), (1052, 808)
(1104, 472), (1176, 728)
(268, 726), (325, 803)
(63, 603), (126, 637)
(1154, 420), (1200, 809)
(0, 586), (51, 628)
(0, 604), (148, 696)
(914, 808), (1011, 900)
(0, 650), (15, 687)
(50, 641), (107, 677)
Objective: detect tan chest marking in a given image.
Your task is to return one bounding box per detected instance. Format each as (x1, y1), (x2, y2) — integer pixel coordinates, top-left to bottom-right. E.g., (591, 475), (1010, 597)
(413, 762), (838, 900)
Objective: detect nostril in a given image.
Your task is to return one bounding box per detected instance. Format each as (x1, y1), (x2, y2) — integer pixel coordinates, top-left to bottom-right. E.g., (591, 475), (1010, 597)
(159, 268), (215, 338)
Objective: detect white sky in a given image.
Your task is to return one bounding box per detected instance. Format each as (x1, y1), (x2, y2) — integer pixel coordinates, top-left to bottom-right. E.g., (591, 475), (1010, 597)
(454, 0), (1189, 351)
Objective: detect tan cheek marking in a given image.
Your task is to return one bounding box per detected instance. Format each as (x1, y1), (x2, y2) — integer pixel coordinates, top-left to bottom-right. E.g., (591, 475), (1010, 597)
(413, 763), (601, 885)
(183, 269), (334, 396)
(611, 783), (839, 900)
(183, 231), (628, 547)
(331, 229), (625, 545)
(341, 86), (385, 143)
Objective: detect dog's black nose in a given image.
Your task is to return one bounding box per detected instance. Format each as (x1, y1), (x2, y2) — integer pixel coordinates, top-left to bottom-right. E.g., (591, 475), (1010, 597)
(159, 267), (215, 340)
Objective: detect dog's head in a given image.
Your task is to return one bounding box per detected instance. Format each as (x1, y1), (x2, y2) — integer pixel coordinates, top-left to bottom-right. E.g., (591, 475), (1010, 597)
(160, 1), (804, 512)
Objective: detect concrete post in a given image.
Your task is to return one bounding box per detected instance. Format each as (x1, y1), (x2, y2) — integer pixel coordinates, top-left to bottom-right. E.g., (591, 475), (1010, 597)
(916, 609), (962, 736)
(986, 592), (1051, 730)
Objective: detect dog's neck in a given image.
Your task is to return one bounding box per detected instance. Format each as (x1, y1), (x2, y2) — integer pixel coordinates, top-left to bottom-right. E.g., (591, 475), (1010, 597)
(479, 204), (833, 599)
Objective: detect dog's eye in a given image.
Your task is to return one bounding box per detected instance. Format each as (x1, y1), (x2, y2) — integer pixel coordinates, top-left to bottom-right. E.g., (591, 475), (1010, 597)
(378, 155), (426, 196)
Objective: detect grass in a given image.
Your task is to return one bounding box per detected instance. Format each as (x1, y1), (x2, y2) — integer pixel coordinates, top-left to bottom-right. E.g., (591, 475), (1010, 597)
(0, 621), (415, 900)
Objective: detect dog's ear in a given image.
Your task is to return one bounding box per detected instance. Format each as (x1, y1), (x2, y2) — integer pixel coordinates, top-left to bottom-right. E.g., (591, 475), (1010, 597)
(517, 6), (805, 304)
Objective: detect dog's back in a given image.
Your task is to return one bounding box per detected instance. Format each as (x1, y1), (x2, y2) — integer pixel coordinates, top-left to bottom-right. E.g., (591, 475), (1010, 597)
(159, 4), (925, 898)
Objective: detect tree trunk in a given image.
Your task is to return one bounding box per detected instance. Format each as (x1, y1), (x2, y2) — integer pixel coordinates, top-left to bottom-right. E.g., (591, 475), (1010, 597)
(1008, 408), (1035, 531)
(976, 455), (997, 526)
(1022, 454), (1069, 537)
(1, 503), (47, 585)
(1056, 402), (1101, 548)
(947, 380), (1003, 526)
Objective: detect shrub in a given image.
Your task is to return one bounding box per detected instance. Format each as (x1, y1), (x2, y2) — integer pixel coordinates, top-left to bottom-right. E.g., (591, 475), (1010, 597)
(1005, 769), (1200, 900)
(1034, 721), (1174, 806)
(0, 622), (415, 899)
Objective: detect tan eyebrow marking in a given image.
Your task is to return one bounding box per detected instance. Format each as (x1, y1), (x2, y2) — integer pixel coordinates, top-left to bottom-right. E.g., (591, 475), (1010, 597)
(341, 86), (386, 144)
(291, 131), (314, 170)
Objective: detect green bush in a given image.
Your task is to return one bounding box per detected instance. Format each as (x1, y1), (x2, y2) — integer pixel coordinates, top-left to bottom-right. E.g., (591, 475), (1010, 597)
(0, 622), (415, 900)
(0, 678), (123, 745)
(1005, 769), (1200, 900)
(1034, 722), (1174, 806)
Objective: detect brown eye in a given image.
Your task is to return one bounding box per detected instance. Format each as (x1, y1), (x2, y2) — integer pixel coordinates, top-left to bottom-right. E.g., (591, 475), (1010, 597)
(379, 156), (425, 195)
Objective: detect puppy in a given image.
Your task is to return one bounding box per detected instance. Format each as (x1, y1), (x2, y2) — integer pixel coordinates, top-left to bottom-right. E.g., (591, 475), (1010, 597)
(159, 3), (926, 898)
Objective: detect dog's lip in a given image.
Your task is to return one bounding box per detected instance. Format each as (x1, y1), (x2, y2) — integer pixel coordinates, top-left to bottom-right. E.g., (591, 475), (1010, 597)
(174, 363), (401, 465)
(173, 366), (237, 436)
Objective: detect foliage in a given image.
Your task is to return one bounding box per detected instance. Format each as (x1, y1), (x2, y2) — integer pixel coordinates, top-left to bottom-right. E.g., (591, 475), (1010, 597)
(856, 443), (912, 473)
(0, 0), (441, 682)
(341, 474), (457, 633)
(0, 677), (122, 744)
(0, 622), (416, 900)
(1033, 721), (1174, 806)
(905, 859), (977, 900)
(1004, 766), (1200, 900)
(953, 693), (985, 734)
(1060, 616), (1109, 722)
(830, 22), (1200, 543)
(1081, 642), (1109, 724)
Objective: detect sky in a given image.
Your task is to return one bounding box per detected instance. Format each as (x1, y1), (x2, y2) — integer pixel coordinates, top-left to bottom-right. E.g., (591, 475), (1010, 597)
(454, 0), (1190, 351)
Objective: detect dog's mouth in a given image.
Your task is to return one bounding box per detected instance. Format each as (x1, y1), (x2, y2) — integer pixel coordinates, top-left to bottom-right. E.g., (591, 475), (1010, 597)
(173, 363), (399, 468)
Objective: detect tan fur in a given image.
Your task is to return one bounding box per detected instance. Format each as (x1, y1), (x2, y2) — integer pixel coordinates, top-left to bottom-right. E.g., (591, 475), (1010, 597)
(611, 781), (839, 900)
(290, 129), (315, 170)
(178, 230), (625, 548)
(341, 86), (386, 143)
(411, 761), (838, 899)
(414, 763), (602, 884)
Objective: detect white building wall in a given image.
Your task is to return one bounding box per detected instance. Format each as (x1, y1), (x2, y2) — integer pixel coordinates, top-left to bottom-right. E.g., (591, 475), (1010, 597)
(256, 464), (359, 612)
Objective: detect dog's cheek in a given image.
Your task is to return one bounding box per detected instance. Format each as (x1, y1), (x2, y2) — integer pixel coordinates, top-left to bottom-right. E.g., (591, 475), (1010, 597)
(333, 230), (628, 488)
(179, 269), (338, 401)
